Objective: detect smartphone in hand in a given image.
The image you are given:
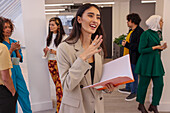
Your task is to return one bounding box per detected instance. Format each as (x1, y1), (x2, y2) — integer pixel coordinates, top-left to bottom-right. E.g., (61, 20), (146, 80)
(119, 40), (123, 45)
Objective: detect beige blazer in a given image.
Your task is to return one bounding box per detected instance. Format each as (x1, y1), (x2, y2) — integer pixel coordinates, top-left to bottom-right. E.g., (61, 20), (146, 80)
(57, 39), (104, 113)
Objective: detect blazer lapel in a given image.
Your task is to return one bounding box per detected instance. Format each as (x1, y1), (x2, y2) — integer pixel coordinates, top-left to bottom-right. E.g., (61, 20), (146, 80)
(73, 39), (104, 97)
(74, 39), (92, 86)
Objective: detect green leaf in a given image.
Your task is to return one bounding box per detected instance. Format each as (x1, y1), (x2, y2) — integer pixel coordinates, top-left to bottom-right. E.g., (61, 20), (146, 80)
(113, 34), (127, 47)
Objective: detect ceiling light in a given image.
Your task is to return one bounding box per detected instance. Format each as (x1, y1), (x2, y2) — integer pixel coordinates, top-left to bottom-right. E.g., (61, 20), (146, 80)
(45, 9), (65, 11)
(45, 12), (60, 15)
(45, 3), (74, 7)
(141, 1), (156, 3)
(89, 2), (115, 5)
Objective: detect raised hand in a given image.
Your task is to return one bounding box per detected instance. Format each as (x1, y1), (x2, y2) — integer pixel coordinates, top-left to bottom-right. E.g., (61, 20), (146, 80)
(152, 43), (167, 50)
(79, 35), (103, 61)
(15, 41), (21, 50)
(10, 42), (20, 51)
(43, 46), (50, 54)
(122, 40), (127, 46)
(162, 42), (167, 50)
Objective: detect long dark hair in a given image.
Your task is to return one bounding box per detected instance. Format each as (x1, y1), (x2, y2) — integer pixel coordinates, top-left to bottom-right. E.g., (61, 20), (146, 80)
(0, 17), (4, 42)
(46, 17), (65, 47)
(0, 17), (14, 42)
(65, 3), (107, 57)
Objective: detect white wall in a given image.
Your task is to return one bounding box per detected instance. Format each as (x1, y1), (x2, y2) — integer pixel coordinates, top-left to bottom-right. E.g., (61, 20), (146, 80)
(156, 0), (170, 112)
(112, 0), (130, 39)
(20, 0), (53, 111)
(130, 0), (155, 31)
(12, 14), (25, 47)
(112, 0), (130, 56)
(155, 0), (164, 17)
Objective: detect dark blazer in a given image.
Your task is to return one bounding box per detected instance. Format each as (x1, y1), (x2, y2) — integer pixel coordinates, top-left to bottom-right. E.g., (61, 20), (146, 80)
(125, 26), (144, 65)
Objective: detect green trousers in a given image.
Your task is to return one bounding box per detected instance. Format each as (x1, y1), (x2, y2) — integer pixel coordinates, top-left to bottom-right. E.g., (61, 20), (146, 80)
(136, 75), (164, 105)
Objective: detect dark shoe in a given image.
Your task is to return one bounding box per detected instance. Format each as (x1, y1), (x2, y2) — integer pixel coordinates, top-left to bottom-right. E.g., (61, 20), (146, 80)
(148, 104), (159, 113)
(138, 103), (148, 113)
(118, 88), (131, 94)
(125, 93), (136, 101)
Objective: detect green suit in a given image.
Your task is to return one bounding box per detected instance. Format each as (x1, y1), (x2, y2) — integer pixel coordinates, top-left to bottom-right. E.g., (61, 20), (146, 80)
(135, 29), (165, 105)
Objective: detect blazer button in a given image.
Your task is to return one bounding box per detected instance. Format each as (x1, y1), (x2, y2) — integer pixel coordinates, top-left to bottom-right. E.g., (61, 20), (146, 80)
(100, 97), (102, 100)
(80, 85), (84, 88)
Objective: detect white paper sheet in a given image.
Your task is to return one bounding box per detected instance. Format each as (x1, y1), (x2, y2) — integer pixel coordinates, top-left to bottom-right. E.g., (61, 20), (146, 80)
(83, 54), (134, 89)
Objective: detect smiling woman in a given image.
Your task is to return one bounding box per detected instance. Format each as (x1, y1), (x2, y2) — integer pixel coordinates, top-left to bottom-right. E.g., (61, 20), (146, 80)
(1, 17), (32, 113)
(77, 7), (101, 34)
(56, 3), (115, 113)
(43, 17), (67, 113)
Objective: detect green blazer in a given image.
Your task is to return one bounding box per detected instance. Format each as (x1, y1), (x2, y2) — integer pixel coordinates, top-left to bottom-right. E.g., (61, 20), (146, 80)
(135, 29), (165, 76)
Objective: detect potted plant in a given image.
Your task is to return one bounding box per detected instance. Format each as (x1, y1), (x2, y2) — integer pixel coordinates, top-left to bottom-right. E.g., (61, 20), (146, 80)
(113, 34), (127, 59)
(113, 34), (127, 47)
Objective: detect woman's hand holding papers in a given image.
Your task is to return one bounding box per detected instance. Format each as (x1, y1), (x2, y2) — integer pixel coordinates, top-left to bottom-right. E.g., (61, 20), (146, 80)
(105, 83), (115, 93)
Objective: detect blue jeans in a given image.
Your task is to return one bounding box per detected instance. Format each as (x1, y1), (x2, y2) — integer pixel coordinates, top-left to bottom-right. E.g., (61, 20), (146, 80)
(125, 64), (138, 94)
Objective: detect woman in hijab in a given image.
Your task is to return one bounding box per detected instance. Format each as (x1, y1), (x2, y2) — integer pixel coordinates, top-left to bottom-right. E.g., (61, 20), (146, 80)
(135, 15), (167, 113)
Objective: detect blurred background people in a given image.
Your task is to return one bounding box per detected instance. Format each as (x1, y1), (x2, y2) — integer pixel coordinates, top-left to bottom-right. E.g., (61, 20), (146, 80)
(43, 17), (67, 113)
(0, 16), (18, 113)
(1, 17), (32, 113)
(135, 15), (167, 113)
(118, 13), (144, 101)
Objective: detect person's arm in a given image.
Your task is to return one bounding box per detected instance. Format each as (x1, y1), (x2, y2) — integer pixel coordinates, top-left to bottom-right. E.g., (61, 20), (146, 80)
(138, 32), (155, 54)
(16, 48), (23, 62)
(0, 69), (16, 96)
(138, 32), (165, 54)
(124, 41), (139, 51)
(9, 45), (15, 55)
(9, 42), (20, 55)
(16, 50), (21, 60)
(102, 84), (115, 93)
(124, 30), (143, 51)
(57, 35), (103, 91)
(0, 44), (16, 96)
(43, 46), (50, 57)
(57, 44), (91, 91)
(13, 41), (23, 62)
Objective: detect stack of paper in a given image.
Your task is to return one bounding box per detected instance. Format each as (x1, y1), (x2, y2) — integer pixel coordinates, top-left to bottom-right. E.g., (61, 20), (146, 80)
(83, 54), (134, 90)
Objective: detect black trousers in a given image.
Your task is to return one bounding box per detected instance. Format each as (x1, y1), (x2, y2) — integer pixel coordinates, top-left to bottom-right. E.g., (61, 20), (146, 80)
(0, 85), (18, 113)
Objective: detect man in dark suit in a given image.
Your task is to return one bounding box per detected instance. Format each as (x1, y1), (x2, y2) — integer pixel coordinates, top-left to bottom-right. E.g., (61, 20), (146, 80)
(118, 13), (144, 101)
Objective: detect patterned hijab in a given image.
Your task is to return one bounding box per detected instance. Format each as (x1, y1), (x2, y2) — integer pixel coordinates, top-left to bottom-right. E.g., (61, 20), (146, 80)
(146, 15), (162, 31)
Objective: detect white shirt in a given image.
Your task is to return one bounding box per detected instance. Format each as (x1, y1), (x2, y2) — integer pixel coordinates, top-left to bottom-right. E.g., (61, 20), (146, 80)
(48, 33), (57, 50)
(45, 34), (68, 60)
